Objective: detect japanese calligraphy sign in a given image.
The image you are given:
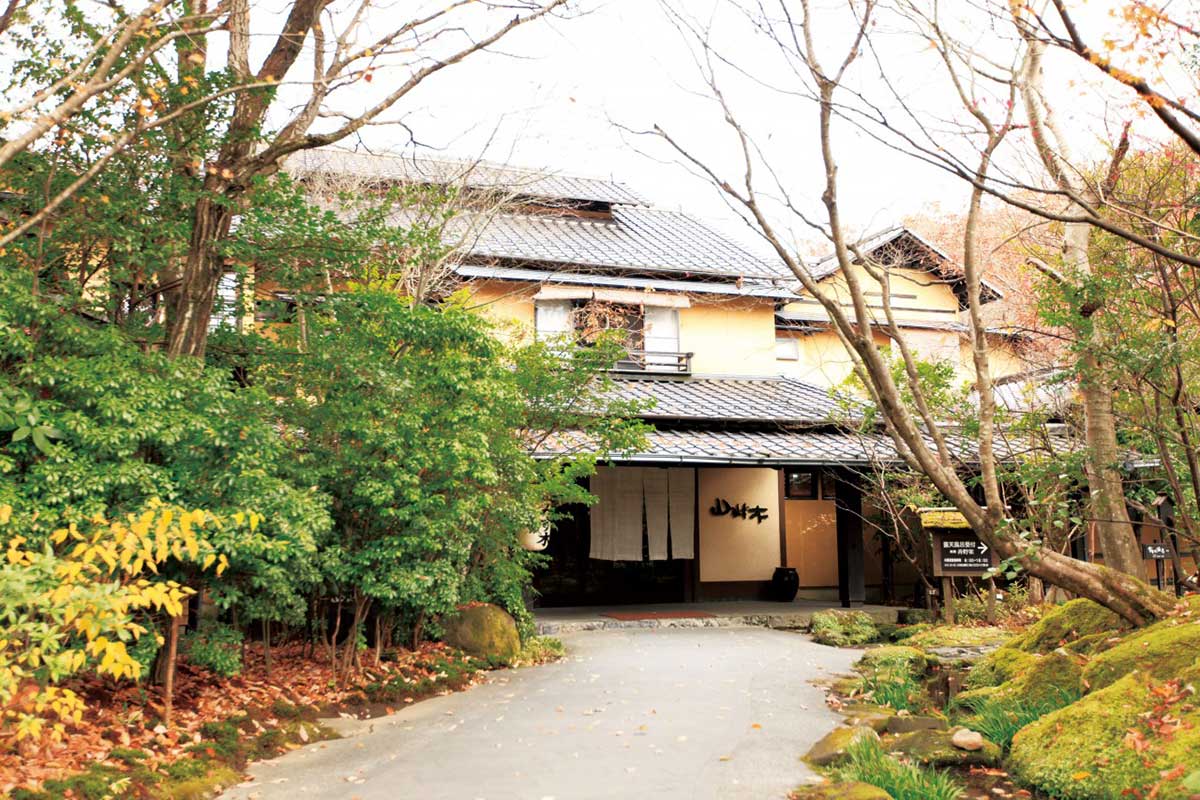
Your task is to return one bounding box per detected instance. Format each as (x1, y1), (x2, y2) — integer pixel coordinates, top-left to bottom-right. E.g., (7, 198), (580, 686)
(1142, 542), (1174, 560)
(709, 497), (769, 525)
(932, 531), (997, 576)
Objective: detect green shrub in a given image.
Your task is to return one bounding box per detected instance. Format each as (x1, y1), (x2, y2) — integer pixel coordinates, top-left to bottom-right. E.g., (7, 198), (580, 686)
(811, 610), (880, 647)
(182, 623), (243, 677)
(834, 737), (961, 800)
(512, 635), (565, 665)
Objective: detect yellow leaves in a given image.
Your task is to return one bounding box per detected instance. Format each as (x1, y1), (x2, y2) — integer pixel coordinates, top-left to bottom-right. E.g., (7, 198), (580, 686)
(2, 502), (257, 744)
(1071, 771), (1092, 781)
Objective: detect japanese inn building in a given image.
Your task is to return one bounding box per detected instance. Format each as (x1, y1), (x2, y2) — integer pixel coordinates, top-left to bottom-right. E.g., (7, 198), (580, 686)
(287, 150), (1029, 609)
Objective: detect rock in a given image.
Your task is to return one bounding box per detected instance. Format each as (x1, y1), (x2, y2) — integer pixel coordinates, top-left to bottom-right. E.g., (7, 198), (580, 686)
(441, 603), (520, 664)
(856, 645), (928, 677)
(831, 676), (864, 696)
(951, 728), (985, 751)
(790, 781), (891, 800)
(810, 610), (880, 647)
(888, 727), (1000, 767)
(963, 646), (1037, 690)
(1080, 600), (1200, 691)
(804, 725), (879, 767)
(1009, 655), (1200, 800)
(841, 703), (895, 733)
(1006, 598), (1129, 654)
(885, 714), (947, 734)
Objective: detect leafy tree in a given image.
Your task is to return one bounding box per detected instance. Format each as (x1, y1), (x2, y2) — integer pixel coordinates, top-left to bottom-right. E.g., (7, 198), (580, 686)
(0, 502), (233, 747)
(252, 290), (644, 672)
(0, 267), (330, 636)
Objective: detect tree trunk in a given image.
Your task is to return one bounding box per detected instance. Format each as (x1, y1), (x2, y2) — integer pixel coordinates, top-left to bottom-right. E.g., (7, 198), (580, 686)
(989, 531), (1173, 625)
(1079, 349), (1143, 576)
(166, 194), (234, 358)
(163, 613), (183, 728)
(263, 618), (272, 677)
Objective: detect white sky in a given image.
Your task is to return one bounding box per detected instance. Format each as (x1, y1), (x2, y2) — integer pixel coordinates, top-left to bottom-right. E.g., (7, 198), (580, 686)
(272, 0), (1177, 254)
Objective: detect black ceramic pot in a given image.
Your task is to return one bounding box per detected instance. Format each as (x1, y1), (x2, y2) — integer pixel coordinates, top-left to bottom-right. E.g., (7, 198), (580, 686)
(770, 566), (799, 602)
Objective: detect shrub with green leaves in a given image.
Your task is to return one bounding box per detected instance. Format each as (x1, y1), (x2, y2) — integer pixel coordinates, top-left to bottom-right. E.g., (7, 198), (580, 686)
(834, 737), (961, 800)
(182, 624), (244, 678)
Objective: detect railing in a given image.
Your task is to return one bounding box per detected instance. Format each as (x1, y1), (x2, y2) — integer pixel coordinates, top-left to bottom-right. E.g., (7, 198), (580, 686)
(612, 349), (694, 374)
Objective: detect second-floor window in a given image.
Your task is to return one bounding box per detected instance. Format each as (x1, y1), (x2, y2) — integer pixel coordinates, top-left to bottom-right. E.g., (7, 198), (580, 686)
(535, 300), (679, 349)
(535, 298), (685, 371)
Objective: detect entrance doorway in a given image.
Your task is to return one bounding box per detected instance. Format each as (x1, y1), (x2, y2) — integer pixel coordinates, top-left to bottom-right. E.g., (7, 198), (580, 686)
(532, 502), (688, 607)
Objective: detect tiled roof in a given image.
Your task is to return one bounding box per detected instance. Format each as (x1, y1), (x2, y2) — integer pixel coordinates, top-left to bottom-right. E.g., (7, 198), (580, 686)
(286, 148), (646, 206)
(606, 374), (849, 424)
(536, 426), (899, 466)
(456, 265), (797, 299)
(455, 205), (791, 281)
(537, 423), (1077, 467)
(802, 227), (1004, 302)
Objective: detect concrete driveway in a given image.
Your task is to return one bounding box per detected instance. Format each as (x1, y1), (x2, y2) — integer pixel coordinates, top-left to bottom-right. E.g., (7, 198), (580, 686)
(219, 627), (858, 800)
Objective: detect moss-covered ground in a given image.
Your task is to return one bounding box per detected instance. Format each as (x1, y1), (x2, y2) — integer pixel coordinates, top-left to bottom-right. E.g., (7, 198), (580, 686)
(809, 596), (1200, 800)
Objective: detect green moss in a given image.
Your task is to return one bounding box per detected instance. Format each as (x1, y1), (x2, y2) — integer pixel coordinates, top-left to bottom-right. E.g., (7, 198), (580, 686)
(887, 727), (1002, 768)
(888, 622), (932, 642)
(251, 728), (288, 759)
(510, 635), (565, 666)
(805, 725), (880, 766)
(856, 645), (928, 676)
(441, 603), (521, 663)
(163, 758), (210, 781)
(39, 765), (131, 800)
(271, 698), (303, 719)
(948, 684), (999, 714)
(160, 765), (241, 800)
(1008, 650), (1083, 705)
(108, 746), (150, 765)
(1009, 661), (1200, 799)
(1007, 599), (1127, 654)
(904, 625), (1011, 651)
(963, 647), (1036, 689)
(811, 610), (880, 647)
(1081, 613), (1200, 690)
(791, 781), (891, 800)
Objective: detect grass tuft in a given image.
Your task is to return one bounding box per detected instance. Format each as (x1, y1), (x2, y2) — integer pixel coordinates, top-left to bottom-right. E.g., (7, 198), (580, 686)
(834, 737), (962, 800)
(966, 687), (1080, 750)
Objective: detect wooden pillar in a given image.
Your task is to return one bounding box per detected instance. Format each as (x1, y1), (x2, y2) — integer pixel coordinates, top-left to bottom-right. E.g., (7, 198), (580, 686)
(1156, 496), (1187, 598)
(835, 470), (866, 608)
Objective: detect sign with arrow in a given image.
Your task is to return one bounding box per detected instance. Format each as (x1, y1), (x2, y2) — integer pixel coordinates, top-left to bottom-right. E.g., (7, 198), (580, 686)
(933, 532), (996, 576)
(1142, 542), (1174, 560)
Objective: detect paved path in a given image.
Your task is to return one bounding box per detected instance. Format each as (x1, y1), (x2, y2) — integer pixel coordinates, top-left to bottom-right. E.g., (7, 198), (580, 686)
(220, 627), (858, 800)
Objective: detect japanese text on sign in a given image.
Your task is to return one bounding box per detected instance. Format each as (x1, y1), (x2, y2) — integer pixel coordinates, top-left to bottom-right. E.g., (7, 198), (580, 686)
(710, 498), (769, 524)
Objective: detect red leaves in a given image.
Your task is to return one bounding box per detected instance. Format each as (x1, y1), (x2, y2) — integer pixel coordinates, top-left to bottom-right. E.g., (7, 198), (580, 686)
(5, 641), (471, 794)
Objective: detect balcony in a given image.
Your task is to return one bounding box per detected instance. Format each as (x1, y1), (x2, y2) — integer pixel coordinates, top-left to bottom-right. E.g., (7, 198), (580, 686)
(612, 349), (694, 374)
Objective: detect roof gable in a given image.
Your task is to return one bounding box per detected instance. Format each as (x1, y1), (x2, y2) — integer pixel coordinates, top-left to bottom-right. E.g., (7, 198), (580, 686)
(805, 226), (1004, 307)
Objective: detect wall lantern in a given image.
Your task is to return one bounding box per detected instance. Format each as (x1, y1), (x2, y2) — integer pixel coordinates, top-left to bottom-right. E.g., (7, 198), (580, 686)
(520, 522), (552, 552)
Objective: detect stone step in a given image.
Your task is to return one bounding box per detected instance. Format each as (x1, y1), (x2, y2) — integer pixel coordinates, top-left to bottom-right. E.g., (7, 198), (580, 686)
(535, 607), (899, 636)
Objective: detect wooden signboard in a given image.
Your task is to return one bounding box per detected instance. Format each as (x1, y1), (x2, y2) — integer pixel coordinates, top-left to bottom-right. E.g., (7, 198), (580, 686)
(932, 530), (998, 577)
(1142, 542), (1174, 560)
